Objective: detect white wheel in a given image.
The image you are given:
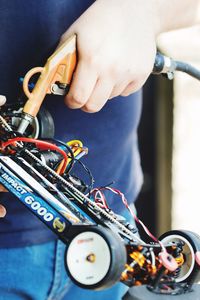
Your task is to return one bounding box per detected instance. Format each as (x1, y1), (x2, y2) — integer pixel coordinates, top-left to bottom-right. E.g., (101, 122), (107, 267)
(67, 231), (111, 286)
(161, 234), (195, 282)
(160, 230), (200, 284)
(65, 226), (126, 290)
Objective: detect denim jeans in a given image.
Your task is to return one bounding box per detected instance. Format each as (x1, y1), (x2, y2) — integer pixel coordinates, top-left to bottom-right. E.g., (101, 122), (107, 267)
(0, 207), (137, 300)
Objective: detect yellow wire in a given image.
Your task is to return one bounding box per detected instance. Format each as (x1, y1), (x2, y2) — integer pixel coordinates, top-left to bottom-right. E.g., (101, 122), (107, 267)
(66, 140), (84, 163)
(67, 140), (83, 147)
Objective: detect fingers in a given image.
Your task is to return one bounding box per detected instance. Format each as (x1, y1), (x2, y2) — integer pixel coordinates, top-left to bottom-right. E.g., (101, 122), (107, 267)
(65, 61), (98, 109)
(0, 185), (8, 192)
(109, 81), (130, 99)
(65, 60), (115, 112)
(82, 78), (114, 112)
(66, 67), (140, 111)
(0, 95), (6, 106)
(121, 77), (147, 97)
(0, 205), (6, 218)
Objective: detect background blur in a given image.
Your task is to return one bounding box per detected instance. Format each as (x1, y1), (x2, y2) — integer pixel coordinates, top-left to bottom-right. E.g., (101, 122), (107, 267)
(136, 25), (200, 238)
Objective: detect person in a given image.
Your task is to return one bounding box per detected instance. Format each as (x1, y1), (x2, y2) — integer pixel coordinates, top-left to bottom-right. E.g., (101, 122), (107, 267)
(0, 1), (199, 299)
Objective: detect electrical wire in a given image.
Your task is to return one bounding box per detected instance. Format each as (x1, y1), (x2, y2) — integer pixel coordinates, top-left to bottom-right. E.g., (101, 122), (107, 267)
(51, 139), (88, 173)
(73, 158), (95, 193)
(48, 138), (75, 173)
(67, 140), (88, 163)
(175, 60), (200, 80)
(90, 188), (109, 209)
(153, 52), (200, 81)
(2, 137), (68, 174)
(91, 186), (166, 252)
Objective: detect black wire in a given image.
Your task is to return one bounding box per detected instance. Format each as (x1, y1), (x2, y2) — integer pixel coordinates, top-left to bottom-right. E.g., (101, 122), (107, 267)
(98, 181), (115, 189)
(175, 61), (200, 81)
(42, 138), (75, 173)
(52, 140), (94, 191)
(153, 52), (200, 81)
(74, 158), (95, 193)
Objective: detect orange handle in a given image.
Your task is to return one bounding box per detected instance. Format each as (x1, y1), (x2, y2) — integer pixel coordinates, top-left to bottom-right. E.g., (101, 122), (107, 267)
(23, 67), (44, 98)
(23, 34), (77, 117)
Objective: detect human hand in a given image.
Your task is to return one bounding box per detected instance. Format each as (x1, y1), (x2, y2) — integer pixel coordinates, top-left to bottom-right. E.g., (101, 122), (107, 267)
(0, 95), (7, 217)
(0, 204), (6, 218)
(60, 0), (159, 112)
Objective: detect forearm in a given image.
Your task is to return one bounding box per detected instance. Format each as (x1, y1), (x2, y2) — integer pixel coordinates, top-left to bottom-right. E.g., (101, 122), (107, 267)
(156, 0), (200, 34)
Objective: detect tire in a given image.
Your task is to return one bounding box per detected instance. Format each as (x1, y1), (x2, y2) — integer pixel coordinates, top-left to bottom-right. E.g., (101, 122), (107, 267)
(159, 230), (200, 284)
(8, 105), (55, 139)
(64, 226), (127, 290)
(37, 106), (55, 139)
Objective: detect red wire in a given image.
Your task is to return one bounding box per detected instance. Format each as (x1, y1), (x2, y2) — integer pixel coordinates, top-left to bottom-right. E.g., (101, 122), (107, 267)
(90, 188), (109, 209)
(95, 186), (166, 250)
(2, 137), (68, 174)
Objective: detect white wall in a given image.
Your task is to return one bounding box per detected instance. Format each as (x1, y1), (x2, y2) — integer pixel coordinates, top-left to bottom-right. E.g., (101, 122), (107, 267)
(158, 26), (200, 233)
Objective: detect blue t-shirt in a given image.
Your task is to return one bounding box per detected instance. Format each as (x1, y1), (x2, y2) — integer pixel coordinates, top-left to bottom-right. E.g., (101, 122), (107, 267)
(0, 0), (143, 248)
